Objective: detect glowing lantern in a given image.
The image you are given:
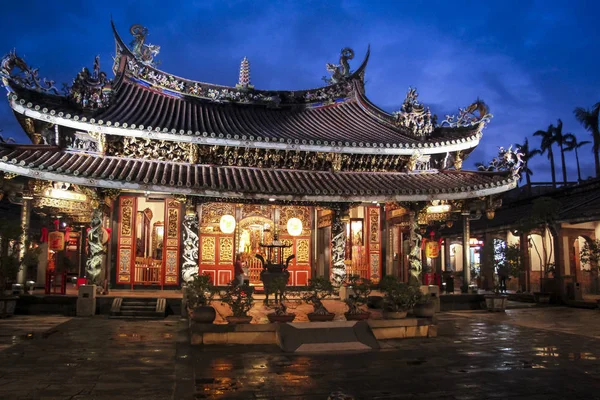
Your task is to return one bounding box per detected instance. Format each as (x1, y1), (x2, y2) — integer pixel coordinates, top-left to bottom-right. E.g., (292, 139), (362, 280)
(219, 215), (236, 234)
(425, 240), (439, 258)
(48, 231), (65, 251)
(287, 217), (303, 236)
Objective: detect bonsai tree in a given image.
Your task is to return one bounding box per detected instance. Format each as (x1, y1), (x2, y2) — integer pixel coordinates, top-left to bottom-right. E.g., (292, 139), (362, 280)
(185, 273), (215, 309)
(344, 274), (371, 315)
(0, 254), (20, 293)
(220, 282), (255, 317)
(301, 276), (334, 315)
(378, 275), (419, 313)
(580, 239), (600, 270)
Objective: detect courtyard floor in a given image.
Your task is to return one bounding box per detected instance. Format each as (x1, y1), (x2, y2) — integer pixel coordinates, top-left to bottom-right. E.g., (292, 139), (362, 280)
(1, 307), (600, 399)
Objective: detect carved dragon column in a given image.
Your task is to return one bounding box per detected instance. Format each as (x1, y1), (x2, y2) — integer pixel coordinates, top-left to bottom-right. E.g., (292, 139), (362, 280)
(408, 211), (423, 285)
(86, 208), (106, 286)
(330, 203), (350, 286)
(181, 200), (199, 283)
(17, 198), (31, 284)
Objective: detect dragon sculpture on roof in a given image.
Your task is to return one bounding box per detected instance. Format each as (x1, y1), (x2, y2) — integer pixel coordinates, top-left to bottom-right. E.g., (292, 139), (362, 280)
(0, 50), (59, 94)
(129, 24), (160, 66)
(440, 99), (493, 128)
(323, 48), (354, 84)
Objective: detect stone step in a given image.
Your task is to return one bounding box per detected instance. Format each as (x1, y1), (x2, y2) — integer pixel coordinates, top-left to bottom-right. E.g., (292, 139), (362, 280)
(121, 305), (156, 311)
(121, 301), (157, 307)
(108, 315), (165, 320)
(118, 310), (163, 317)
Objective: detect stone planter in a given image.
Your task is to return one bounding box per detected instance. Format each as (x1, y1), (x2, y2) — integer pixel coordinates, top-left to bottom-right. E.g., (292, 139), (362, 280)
(484, 295), (507, 312)
(190, 305), (216, 324)
(344, 311), (371, 321)
(534, 292), (551, 304)
(0, 297), (17, 317)
(267, 313), (296, 323)
(307, 312), (335, 322)
(226, 315), (253, 324)
(413, 302), (436, 318)
(382, 310), (407, 319)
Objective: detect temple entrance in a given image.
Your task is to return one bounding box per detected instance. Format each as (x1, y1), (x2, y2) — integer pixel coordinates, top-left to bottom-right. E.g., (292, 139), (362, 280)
(238, 216), (273, 285)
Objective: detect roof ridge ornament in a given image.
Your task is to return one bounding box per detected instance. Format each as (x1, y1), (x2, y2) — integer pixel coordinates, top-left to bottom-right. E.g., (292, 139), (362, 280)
(129, 24), (160, 67)
(0, 50), (59, 94)
(236, 56), (254, 90)
(67, 55), (113, 110)
(323, 48), (355, 85)
(441, 98), (493, 128)
(477, 145), (524, 179)
(392, 87), (435, 137)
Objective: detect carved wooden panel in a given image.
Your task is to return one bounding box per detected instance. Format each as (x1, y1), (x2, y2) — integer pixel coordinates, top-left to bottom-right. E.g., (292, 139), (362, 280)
(296, 239), (310, 264)
(241, 204), (272, 220)
(200, 203), (235, 225)
(367, 206), (381, 283)
(219, 237), (234, 264)
(117, 196), (136, 284)
(369, 207), (379, 244)
(201, 237), (216, 263)
(280, 206), (311, 233)
(163, 199), (181, 286)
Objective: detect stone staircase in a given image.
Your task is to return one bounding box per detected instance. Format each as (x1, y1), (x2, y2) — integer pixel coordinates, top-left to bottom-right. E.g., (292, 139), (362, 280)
(109, 298), (166, 319)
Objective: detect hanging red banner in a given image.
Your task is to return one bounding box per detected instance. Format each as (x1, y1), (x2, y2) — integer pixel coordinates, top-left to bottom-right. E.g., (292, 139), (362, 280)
(48, 231), (65, 251)
(425, 240), (440, 258)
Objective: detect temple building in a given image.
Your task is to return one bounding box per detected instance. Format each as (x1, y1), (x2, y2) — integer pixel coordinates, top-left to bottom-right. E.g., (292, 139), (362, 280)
(0, 22), (523, 292)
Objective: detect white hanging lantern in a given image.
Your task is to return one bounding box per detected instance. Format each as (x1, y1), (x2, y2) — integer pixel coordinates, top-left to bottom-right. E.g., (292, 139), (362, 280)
(287, 217), (303, 236)
(219, 215), (236, 234)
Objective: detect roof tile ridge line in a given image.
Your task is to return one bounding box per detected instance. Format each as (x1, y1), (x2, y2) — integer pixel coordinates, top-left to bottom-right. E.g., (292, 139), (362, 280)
(560, 191), (600, 214)
(124, 53), (356, 95)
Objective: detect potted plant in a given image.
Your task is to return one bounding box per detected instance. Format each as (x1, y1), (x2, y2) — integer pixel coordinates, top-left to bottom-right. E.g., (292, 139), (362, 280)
(413, 288), (436, 317)
(343, 274), (372, 321)
(266, 275), (296, 323)
(378, 275), (418, 319)
(220, 282), (255, 324)
(0, 254), (20, 317)
(185, 273), (216, 323)
(301, 276), (335, 322)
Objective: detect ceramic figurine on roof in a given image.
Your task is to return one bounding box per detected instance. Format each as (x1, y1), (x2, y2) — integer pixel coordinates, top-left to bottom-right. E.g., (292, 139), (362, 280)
(0, 50), (58, 94)
(129, 24), (160, 66)
(68, 55), (113, 111)
(236, 57), (254, 90)
(323, 48), (355, 84)
(441, 98), (493, 128)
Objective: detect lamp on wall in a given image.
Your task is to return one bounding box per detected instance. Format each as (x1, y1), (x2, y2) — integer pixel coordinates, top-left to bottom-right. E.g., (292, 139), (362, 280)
(486, 209), (495, 220)
(287, 217), (303, 236)
(219, 215), (236, 234)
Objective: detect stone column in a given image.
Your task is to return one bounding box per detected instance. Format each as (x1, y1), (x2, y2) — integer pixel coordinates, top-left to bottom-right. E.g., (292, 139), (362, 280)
(331, 204), (349, 286)
(181, 202), (199, 283)
(481, 232), (494, 291)
(520, 232), (531, 292)
(462, 214), (471, 293)
(17, 198), (31, 284)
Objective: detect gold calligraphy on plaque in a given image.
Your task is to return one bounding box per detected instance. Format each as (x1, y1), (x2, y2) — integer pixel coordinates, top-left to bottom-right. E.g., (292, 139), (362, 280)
(121, 200), (133, 236)
(369, 208), (379, 243)
(201, 237), (216, 263)
(168, 208), (178, 238)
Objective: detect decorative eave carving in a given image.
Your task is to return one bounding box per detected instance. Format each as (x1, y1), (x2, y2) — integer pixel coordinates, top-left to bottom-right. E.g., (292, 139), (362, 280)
(440, 99), (493, 128)
(477, 145), (524, 179)
(66, 56), (113, 111)
(0, 50), (59, 94)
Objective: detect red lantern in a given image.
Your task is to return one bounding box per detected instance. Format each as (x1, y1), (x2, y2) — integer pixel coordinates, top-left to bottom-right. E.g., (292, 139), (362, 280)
(48, 231), (65, 251)
(425, 240), (439, 258)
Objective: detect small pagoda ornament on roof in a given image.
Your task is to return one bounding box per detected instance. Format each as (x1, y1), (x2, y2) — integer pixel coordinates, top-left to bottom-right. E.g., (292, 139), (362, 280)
(236, 57), (254, 90)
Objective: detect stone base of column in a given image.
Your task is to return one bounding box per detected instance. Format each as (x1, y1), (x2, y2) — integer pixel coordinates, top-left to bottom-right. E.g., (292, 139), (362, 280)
(76, 285), (97, 317)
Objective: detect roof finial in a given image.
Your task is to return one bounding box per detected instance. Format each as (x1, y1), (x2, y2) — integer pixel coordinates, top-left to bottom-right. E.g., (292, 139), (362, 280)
(236, 56), (253, 89)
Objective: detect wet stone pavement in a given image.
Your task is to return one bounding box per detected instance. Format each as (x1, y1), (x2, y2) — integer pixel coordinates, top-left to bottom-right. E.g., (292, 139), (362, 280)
(1, 308), (600, 399)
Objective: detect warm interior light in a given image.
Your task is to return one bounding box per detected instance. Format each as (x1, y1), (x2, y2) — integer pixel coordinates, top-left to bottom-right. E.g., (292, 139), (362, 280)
(427, 204), (451, 213)
(219, 215), (236, 234)
(446, 220), (454, 228)
(287, 217), (303, 236)
(486, 209), (495, 220)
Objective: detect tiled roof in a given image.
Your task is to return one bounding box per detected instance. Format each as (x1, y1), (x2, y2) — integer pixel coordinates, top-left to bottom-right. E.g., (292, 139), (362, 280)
(8, 82), (482, 151)
(0, 146), (516, 202)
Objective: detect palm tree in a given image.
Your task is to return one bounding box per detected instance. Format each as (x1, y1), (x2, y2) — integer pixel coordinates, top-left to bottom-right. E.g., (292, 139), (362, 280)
(564, 134), (591, 183)
(553, 119), (571, 185)
(533, 124), (557, 188)
(574, 102), (600, 177)
(516, 138), (541, 192)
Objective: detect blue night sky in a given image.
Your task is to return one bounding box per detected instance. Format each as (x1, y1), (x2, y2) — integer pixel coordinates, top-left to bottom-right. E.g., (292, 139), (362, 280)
(1, 0), (599, 183)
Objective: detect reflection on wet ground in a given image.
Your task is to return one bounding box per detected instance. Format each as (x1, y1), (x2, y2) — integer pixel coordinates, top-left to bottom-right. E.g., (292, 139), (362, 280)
(194, 308), (600, 399)
(2, 308), (600, 399)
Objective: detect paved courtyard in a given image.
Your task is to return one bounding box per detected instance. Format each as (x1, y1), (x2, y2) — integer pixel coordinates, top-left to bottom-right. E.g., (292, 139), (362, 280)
(1, 307), (600, 399)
